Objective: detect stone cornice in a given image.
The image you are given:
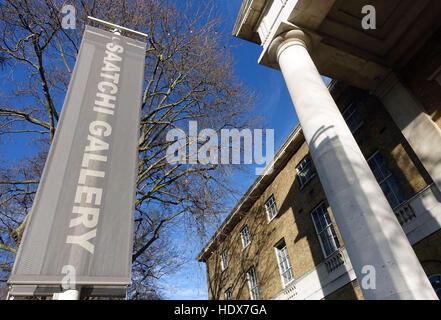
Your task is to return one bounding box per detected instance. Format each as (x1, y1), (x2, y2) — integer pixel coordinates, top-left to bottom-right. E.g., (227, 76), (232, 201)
(196, 124), (304, 262)
(232, 0), (267, 44)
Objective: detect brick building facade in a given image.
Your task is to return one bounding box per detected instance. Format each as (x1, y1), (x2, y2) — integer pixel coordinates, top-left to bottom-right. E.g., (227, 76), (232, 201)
(197, 2), (441, 298)
(197, 78), (441, 300)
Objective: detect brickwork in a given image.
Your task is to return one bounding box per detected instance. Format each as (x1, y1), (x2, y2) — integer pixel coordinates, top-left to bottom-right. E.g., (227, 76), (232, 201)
(413, 229), (441, 278)
(323, 280), (364, 300)
(202, 74), (439, 301)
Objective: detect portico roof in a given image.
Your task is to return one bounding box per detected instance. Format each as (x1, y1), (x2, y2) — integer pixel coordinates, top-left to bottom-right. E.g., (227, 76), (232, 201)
(233, 0), (441, 91)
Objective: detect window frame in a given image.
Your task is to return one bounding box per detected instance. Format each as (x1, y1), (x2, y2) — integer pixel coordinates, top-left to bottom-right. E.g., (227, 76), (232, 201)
(225, 287), (233, 300)
(220, 250), (228, 271)
(366, 150), (405, 209)
(240, 225), (251, 249)
(428, 65), (441, 86)
(265, 195), (279, 223)
(429, 274), (441, 300)
(310, 202), (341, 259)
(247, 266), (260, 300)
(296, 155), (316, 189)
(274, 240), (295, 288)
(342, 102), (364, 134)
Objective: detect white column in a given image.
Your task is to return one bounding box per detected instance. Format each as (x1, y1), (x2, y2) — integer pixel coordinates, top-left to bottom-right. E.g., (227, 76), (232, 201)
(268, 29), (438, 300)
(377, 75), (441, 191)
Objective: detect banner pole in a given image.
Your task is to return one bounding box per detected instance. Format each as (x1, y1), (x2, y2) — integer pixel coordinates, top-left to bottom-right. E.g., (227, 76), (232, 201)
(87, 16), (148, 38)
(53, 288), (80, 300)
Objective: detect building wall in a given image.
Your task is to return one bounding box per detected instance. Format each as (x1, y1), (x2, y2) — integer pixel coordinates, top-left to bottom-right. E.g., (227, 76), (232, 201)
(322, 280), (364, 300)
(400, 26), (441, 287)
(204, 82), (439, 301)
(331, 83), (432, 199)
(205, 139), (339, 300)
(413, 229), (441, 279)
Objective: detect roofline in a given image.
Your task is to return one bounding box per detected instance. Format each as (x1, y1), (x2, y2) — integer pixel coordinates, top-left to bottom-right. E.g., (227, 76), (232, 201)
(232, 0), (266, 44)
(196, 124), (304, 262)
(196, 79), (338, 263)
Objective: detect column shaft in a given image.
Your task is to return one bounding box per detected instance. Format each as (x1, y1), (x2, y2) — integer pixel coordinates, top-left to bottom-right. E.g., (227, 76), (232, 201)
(272, 30), (437, 300)
(380, 81), (441, 191)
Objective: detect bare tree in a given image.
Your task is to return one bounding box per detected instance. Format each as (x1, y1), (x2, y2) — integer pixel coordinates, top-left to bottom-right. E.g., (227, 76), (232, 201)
(0, 0), (257, 298)
(205, 203), (278, 300)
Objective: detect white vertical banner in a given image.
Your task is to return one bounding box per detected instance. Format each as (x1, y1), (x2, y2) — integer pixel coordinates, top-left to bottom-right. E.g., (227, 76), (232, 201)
(8, 25), (146, 297)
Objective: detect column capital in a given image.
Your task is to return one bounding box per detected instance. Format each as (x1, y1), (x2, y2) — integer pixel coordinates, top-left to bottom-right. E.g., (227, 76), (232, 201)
(268, 28), (313, 65)
(371, 70), (400, 98)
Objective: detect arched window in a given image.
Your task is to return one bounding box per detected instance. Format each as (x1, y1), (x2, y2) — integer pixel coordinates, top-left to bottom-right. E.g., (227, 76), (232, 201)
(429, 274), (441, 299)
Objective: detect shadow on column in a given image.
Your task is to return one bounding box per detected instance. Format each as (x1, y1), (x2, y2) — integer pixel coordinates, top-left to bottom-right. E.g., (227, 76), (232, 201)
(305, 124), (438, 299)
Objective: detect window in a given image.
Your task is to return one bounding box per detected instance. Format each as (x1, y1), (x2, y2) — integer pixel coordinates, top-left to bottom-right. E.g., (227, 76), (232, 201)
(367, 151), (405, 209)
(275, 240), (294, 287)
(428, 65), (441, 86)
(221, 250), (228, 271)
(429, 274), (441, 300)
(311, 203), (340, 258)
(241, 225), (251, 248)
(247, 267), (260, 300)
(225, 287), (233, 300)
(297, 155), (315, 188)
(265, 195), (278, 222)
(342, 103), (363, 133)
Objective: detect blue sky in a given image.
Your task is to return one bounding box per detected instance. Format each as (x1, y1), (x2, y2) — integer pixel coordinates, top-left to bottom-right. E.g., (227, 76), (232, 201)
(0, 0), (329, 300)
(162, 0), (302, 300)
(162, 0), (331, 300)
